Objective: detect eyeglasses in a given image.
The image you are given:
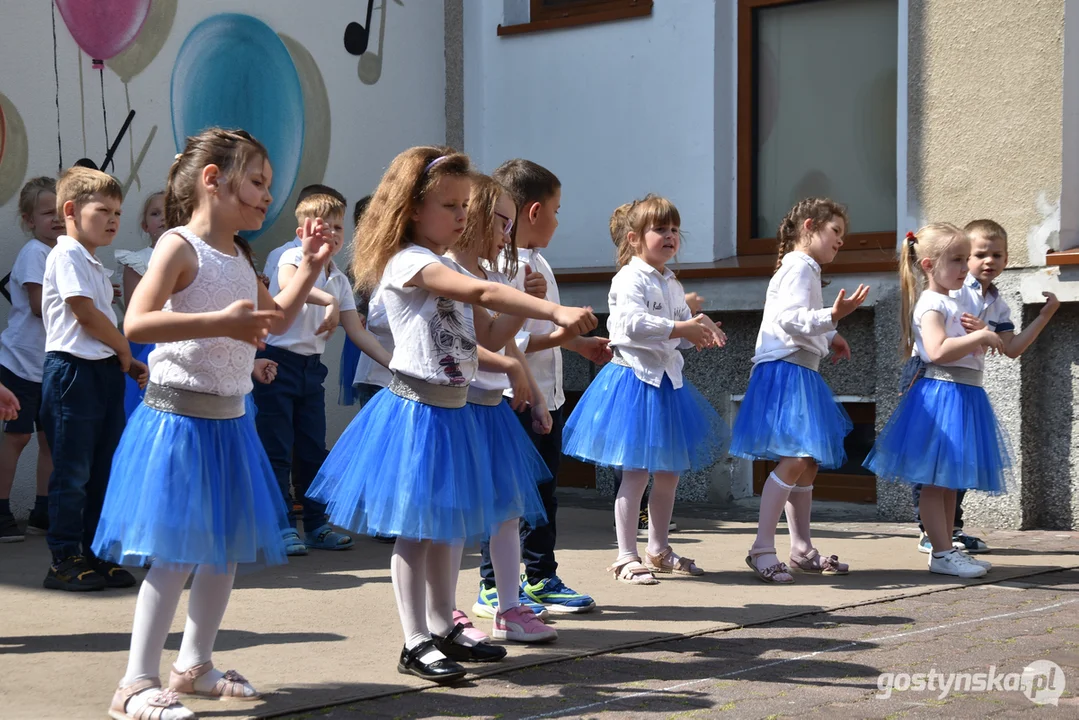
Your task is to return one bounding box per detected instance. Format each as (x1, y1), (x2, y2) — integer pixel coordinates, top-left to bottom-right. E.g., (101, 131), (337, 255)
(494, 211), (514, 238)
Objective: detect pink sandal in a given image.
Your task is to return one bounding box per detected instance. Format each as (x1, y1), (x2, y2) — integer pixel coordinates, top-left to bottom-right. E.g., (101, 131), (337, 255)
(746, 546), (794, 584)
(607, 555), (659, 585)
(645, 545), (704, 576)
(169, 661), (260, 701)
(789, 548), (849, 575)
(109, 677), (191, 720)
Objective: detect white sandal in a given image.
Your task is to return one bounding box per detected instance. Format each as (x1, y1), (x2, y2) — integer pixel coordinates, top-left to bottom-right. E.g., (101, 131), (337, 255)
(607, 555), (660, 585)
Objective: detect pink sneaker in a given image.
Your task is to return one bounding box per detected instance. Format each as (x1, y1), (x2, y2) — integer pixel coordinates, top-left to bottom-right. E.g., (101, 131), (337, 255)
(452, 609), (490, 644)
(492, 606), (558, 643)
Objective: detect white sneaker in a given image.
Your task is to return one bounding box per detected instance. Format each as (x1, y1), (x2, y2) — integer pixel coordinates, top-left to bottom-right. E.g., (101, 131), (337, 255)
(929, 550), (987, 578)
(957, 551), (992, 571)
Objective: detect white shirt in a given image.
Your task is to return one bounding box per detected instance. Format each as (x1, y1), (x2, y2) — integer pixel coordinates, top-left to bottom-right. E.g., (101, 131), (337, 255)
(914, 290), (982, 371)
(42, 235), (118, 360)
(460, 266), (512, 392)
(499, 248), (564, 410)
(607, 257), (693, 388)
(263, 237), (301, 276)
(0, 239), (51, 381)
(382, 244), (477, 387)
(953, 273), (1015, 334)
(353, 287), (394, 388)
(265, 249), (356, 356)
(115, 246), (154, 277)
(751, 251), (837, 365)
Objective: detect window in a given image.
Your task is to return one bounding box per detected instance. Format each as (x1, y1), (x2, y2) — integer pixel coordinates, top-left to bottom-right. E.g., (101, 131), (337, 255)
(738, 0), (898, 257)
(498, 0), (653, 36)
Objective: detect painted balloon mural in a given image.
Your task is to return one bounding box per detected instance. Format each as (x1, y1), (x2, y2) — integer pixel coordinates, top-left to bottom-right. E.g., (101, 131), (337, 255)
(54, 0), (152, 68)
(170, 14), (305, 241)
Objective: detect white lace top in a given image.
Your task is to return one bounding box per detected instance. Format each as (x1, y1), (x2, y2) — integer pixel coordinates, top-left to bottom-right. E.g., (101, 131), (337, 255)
(115, 246), (154, 277)
(148, 226), (258, 397)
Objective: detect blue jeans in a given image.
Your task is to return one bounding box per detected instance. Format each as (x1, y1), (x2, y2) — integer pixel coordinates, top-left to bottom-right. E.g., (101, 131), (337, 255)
(252, 345), (329, 531)
(41, 352), (125, 562)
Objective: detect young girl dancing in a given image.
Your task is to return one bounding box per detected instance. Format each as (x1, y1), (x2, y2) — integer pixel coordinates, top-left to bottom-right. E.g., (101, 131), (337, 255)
(563, 194), (729, 585)
(730, 198), (868, 584)
(446, 174), (557, 644)
(307, 147), (595, 683)
(864, 223), (1010, 578)
(116, 191), (166, 418)
(93, 128), (332, 720)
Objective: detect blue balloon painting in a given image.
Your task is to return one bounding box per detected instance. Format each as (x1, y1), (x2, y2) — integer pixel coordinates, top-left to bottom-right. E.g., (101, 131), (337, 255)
(170, 14), (304, 240)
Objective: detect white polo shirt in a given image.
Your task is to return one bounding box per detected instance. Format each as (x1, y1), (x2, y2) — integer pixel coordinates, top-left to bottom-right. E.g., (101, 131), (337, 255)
(0, 239), (52, 381)
(499, 248), (564, 410)
(262, 237), (301, 277)
(42, 235), (118, 360)
(265, 248), (356, 356)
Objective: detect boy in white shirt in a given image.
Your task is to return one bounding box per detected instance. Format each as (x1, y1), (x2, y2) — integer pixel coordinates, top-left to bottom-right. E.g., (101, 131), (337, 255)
(41, 167), (147, 591)
(261, 185), (346, 281)
(0, 177), (61, 541)
(253, 190), (391, 555)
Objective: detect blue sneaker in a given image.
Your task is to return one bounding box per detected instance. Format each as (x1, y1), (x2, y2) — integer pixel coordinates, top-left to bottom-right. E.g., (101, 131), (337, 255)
(916, 532), (932, 554)
(522, 575), (596, 614)
(472, 583), (549, 621)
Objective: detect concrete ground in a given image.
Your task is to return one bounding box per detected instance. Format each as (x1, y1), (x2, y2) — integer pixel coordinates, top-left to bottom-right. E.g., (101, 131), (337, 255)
(2, 491), (1077, 719)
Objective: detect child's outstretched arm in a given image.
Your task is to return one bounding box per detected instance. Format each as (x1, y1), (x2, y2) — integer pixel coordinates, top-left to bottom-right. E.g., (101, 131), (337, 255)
(477, 347), (532, 410)
(339, 309), (392, 368)
(126, 233), (283, 346)
(920, 311), (1004, 364)
(999, 292), (1059, 358)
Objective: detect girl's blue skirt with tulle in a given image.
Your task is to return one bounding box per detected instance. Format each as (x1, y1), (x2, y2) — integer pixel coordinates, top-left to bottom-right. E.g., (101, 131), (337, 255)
(561, 362), (729, 473)
(338, 337), (362, 405)
(863, 378), (1012, 493)
(122, 342), (153, 418)
(730, 359), (852, 470)
(91, 395), (287, 572)
(307, 388), (542, 543)
(471, 398), (551, 523)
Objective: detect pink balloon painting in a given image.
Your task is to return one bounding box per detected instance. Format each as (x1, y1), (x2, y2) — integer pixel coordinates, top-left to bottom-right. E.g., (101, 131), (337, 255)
(55, 0), (152, 69)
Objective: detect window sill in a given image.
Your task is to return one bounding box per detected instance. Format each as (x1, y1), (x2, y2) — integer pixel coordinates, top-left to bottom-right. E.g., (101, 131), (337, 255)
(554, 249), (898, 284)
(497, 1), (653, 37)
(1046, 248), (1079, 266)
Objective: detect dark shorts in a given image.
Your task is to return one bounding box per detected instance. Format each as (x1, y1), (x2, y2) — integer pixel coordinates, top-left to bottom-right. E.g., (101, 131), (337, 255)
(0, 365), (43, 434)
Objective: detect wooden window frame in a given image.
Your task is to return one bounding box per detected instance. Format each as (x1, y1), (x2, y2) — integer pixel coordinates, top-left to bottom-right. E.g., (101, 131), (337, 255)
(737, 0), (897, 259)
(498, 0), (653, 37)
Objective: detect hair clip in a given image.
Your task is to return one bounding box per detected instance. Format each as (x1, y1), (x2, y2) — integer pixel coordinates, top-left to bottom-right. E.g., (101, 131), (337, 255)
(905, 231), (918, 245)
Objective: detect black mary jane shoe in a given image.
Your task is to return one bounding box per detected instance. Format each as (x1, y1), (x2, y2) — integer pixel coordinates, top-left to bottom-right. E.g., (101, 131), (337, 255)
(397, 640), (468, 683)
(432, 623), (508, 663)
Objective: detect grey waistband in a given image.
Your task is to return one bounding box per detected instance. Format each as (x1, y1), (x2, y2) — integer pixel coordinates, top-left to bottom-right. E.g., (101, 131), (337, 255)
(389, 373), (468, 409)
(923, 364), (984, 387)
(611, 349), (630, 368)
(143, 382), (245, 420)
(467, 386), (505, 406)
(782, 348), (822, 373)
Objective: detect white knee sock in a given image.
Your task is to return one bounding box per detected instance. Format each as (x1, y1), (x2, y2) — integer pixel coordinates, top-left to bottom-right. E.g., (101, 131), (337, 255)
(615, 470), (650, 561)
(425, 542), (457, 639)
(646, 472), (679, 557)
(392, 538), (445, 663)
(752, 473), (795, 566)
(489, 518), (521, 613)
(785, 484), (815, 557)
(176, 565), (250, 695)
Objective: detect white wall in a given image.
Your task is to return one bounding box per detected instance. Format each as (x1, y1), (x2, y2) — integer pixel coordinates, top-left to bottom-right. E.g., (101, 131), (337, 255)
(0, 0), (447, 516)
(464, 0), (728, 268)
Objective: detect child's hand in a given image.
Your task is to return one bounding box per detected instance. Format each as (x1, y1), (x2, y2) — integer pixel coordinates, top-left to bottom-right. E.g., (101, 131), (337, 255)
(830, 333), (852, 363)
(685, 292), (704, 314)
(218, 300), (283, 347)
(128, 359), (149, 389)
(0, 383), (21, 422)
(112, 283), (123, 302)
(831, 284), (870, 323)
(552, 306), (598, 336)
(574, 335), (613, 365)
(317, 300), (340, 337)
(297, 217), (333, 266)
(978, 328), (1006, 356)
(703, 316), (727, 349)
(506, 359), (533, 411)
(1041, 291), (1060, 318)
(531, 402), (553, 435)
(523, 265), (547, 299)
(252, 358), (278, 384)
(674, 314), (721, 350)
(960, 313), (987, 333)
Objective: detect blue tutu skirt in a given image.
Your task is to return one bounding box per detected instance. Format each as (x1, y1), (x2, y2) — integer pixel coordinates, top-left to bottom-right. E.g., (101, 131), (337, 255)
(91, 401), (288, 572)
(307, 388), (536, 543)
(863, 378), (1012, 493)
(123, 342), (153, 419)
(730, 359), (852, 470)
(338, 337), (362, 406)
(562, 363), (729, 473)
(472, 399), (551, 521)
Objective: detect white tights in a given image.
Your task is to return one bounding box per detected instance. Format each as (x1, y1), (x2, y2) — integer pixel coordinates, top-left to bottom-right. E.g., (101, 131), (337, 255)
(615, 470), (680, 561)
(393, 538), (457, 662)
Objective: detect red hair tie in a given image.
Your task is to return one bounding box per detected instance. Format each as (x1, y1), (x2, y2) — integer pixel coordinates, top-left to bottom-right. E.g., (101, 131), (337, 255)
(905, 231), (918, 245)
